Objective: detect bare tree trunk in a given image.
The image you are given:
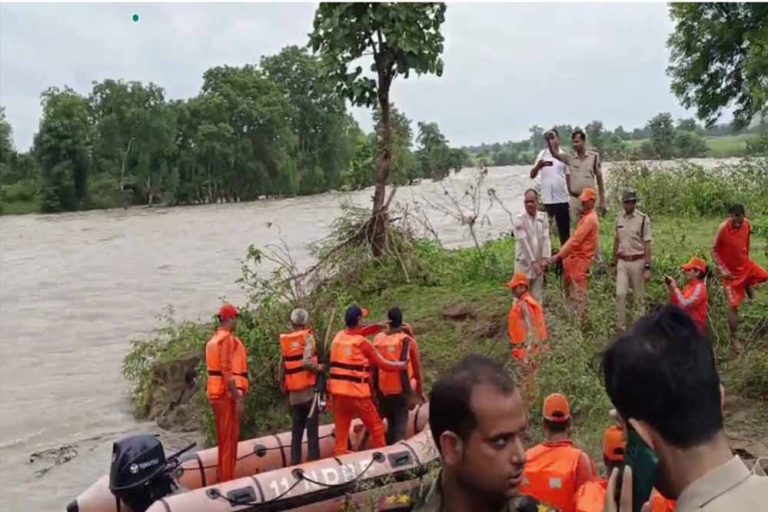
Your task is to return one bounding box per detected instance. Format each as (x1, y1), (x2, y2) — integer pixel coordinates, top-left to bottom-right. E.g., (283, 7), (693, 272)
(371, 80), (393, 258)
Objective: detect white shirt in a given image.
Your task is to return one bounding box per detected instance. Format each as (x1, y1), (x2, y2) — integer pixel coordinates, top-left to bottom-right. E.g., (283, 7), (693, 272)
(534, 149), (569, 205)
(512, 211), (552, 278)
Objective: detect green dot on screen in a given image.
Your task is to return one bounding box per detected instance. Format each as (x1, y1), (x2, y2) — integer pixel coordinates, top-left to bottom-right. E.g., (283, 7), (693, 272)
(132, 14), (139, 22)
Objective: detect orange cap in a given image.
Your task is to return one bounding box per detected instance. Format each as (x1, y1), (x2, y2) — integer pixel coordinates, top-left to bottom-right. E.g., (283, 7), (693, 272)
(603, 426), (626, 462)
(579, 187), (597, 203)
(543, 393), (571, 423)
(506, 273), (529, 290)
(218, 303), (240, 320)
(681, 256), (707, 273)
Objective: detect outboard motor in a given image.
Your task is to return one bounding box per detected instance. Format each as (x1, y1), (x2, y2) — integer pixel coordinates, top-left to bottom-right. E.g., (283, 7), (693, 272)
(108, 435), (175, 512)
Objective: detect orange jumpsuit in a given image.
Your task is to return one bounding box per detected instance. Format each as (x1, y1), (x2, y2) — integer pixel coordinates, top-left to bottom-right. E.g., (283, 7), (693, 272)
(670, 279), (709, 332)
(558, 209), (599, 302)
(507, 292), (549, 365)
(713, 218), (768, 308)
(205, 328), (249, 483)
(574, 480), (676, 512)
(328, 329), (404, 456)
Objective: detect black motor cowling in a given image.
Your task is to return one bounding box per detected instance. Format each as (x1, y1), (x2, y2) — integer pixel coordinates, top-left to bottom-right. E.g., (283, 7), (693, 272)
(108, 435), (174, 512)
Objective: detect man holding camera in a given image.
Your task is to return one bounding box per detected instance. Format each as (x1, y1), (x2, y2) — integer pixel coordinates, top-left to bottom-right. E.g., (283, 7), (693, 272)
(530, 129), (571, 248)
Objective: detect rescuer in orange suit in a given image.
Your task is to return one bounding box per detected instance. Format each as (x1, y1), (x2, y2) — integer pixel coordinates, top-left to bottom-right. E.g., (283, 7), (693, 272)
(507, 273), (549, 370)
(372, 307), (426, 445)
(519, 393), (597, 512)
(712, 203), (768, 353)
(205, 303), (249, 483)
(329, 305), (407, 456)
(574, 426), (676, 512)
(547, 187), (600, 317)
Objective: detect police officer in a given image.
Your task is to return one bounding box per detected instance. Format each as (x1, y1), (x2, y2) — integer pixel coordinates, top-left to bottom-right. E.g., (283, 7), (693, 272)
(612, 189), (652, 330)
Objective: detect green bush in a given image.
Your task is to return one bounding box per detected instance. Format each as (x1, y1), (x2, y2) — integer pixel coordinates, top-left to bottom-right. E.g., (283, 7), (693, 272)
(607, 159), (768, 217)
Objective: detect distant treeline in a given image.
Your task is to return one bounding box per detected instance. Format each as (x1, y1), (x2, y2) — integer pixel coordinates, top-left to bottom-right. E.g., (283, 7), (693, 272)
(463, 114), (768, 167)
(0, 45), (468, 214)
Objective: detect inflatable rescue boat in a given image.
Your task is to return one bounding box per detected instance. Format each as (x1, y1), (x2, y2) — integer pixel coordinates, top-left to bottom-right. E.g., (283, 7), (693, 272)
(68, 403), (436, 512)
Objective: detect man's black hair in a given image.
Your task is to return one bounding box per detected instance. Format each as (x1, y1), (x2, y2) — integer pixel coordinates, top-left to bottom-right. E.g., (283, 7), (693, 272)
(549, 128), (559, 137)
(387, 307), (403, 328)
(344, 305), (363, 328)
(429, 354), (516, 453)
(571, 129), (587, 141)
(600, 305), (723, 449)
(729, 204), (745, 216)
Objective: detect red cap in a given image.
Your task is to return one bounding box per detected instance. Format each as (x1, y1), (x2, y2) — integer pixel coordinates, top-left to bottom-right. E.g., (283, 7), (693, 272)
(603, 426), (626, 462)
(543, 393), (571, 423)
(218, 303), (239, 320)
(507, 273), (530, 290)
(579, 187), (597, 203)
(681, 256), (707, 273)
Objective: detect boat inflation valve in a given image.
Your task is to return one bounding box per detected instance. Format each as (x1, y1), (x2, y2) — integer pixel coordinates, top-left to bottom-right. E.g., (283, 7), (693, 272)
(372, 451), (386, 463)
(254, 444), (268, 457)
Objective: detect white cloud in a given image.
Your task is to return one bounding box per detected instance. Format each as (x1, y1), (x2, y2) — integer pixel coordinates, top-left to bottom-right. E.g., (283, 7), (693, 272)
(0, 2), (694, 151)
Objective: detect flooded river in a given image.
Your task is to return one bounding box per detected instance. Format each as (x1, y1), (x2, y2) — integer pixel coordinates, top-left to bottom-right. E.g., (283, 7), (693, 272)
(0, 160), (724, 510)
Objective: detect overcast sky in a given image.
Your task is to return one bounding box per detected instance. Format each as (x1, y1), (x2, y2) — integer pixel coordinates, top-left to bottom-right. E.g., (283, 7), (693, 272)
(1, 2), (697, 151)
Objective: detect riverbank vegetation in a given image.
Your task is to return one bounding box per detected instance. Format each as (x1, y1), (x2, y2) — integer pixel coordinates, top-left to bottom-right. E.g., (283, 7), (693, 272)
(122, 160), (768, 464)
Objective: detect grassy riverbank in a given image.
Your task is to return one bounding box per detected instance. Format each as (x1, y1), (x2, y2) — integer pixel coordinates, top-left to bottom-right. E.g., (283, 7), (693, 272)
(123, 159), (768, 465)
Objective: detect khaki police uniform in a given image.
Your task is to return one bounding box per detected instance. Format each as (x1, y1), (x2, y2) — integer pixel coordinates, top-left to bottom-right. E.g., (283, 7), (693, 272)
(675, 456), (768, 511)
(561, 150), (601, 222)
(615, 209), (651, 329)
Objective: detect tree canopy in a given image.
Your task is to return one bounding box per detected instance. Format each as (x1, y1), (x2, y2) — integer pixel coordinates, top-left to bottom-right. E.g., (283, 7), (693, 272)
(667, 3), (768, 129)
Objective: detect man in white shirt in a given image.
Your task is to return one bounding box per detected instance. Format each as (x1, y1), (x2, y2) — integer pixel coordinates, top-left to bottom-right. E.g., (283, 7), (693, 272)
(512, 189), (552, 302)
(529, 129), (571, 247)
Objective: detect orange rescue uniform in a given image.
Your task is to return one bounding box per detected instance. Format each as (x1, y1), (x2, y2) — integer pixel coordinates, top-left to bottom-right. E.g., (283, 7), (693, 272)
(328, 329), (405, 456)
(714, 218), (768, 308)
(205, 328), (249, 483)
(373, 331), (423, 397)
(279, 328), (317, 392)
(670, 279), (709, 333)
(574, 481), (676, 512)
(507, 292), (549, 365)
(520, 439), (598, 512)
(558, 209), (600, 301)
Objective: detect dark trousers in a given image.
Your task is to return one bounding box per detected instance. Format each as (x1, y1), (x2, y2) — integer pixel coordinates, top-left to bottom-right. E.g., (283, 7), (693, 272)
(378, 394), (409, 445)
(290, 399), (319, 465)
(544, 202), (571, 247)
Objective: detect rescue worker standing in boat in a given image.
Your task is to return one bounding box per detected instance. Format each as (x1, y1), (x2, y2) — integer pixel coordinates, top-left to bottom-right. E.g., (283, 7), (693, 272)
(205, 303), (249, 483)
(279, 308), (325, 465)
(373, 307), (426, 445)
(329, 305), (407, 456)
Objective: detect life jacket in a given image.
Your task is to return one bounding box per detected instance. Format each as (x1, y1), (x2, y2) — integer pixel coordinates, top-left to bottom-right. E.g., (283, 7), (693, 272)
(574, 480), (607, 512)
(649, 491), (676, 512)
(279, 329), (317, 393)
(671, 280), (709, 332)
(328, 330), (371, 398)
(520, 442), (585, 512)
(373, 332), (415, 396)
(205, 329), (249, 400)
(508, 293), (549, 363)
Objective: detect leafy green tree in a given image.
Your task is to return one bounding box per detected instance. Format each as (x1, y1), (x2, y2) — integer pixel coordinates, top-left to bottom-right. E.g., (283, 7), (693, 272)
(667, 3), (768, 129)
(260, 46), (355, 194)
(309, 2), (447, 256)
(674, 130), (708, 158)
(584, 120), (605, 153)
(374, 105), (417, 185)
(0, 107), (14, 183)
(34, 87), (92, 212)
(676, 118), (700, 132)
(647, 112), (676, 159)
(614, 125), (629, 140)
